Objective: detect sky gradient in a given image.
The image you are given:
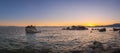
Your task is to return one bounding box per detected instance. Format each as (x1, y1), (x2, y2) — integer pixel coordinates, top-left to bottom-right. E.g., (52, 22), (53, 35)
(0, 0), (120, 26)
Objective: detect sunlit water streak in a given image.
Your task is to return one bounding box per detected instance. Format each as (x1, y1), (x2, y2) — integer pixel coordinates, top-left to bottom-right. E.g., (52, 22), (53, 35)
(0, 26), (120, 52)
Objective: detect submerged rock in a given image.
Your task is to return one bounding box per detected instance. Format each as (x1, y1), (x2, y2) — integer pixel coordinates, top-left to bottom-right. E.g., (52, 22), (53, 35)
(25, 25), (40, 33)
(63, 26), (88, 30)
(81, 41), (104, 53)
(83, 41), (120, 53)
(92, 41), (104, 50)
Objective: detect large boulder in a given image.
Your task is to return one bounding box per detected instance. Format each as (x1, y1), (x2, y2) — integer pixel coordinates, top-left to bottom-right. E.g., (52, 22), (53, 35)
(99, 28), (106, 32)
(113, 28), (120, 31)
(25, 25), (39, 33)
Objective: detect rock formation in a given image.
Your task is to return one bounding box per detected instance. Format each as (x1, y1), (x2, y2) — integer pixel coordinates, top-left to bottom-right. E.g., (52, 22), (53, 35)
(99, 28), (106, 32)
(25, 25), (39, 33)
(63, 26), (88, 30)
(113, 28), (120, 31)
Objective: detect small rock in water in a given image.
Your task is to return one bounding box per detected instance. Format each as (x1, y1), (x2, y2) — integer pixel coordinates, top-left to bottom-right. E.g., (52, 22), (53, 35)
(93, 41), (104, 49)
(90, 31), (93, 33)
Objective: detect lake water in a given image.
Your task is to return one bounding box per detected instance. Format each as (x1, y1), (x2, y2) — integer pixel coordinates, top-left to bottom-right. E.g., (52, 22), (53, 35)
(0, 26), (120, 52)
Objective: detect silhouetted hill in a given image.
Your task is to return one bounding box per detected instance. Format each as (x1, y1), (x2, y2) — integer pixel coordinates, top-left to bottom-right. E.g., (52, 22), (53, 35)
(107, 23), (120, 27)
(94, 23), (120, 27)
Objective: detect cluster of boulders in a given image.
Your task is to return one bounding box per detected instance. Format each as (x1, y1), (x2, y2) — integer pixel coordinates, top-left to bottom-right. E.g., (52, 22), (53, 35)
(92, 27), (120, 32)
(25, 25), (39, 33)
(113, 28), (120, 31)
(92, 28), (106, 32)
(63, 26), (88, 30)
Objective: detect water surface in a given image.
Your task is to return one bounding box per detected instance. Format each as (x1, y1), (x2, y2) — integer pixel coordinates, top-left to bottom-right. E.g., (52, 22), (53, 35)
(0, 26), (120, 52)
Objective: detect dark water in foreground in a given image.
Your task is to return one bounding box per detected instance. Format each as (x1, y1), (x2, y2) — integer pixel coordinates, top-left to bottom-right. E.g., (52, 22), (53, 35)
(0, 26), (120, 53)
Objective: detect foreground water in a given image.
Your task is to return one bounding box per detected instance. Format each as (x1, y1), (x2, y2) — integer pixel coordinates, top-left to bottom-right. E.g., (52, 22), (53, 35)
(0, 26), (120, 53)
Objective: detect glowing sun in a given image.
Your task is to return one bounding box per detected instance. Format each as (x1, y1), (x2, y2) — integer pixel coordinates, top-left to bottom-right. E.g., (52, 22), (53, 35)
(87, 24), (96, 26)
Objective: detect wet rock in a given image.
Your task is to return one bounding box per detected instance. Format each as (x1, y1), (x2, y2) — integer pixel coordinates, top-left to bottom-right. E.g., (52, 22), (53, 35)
(99, 28), (106, 32)
(90, 31), (93, 33)
(91, 28), (99, 30)
(92, 41), (104, 50)
(63, 26), (88, 30)
(113, 28), (120, 31)
(25, 25), (40, 33)
(84, 41), (105, 53)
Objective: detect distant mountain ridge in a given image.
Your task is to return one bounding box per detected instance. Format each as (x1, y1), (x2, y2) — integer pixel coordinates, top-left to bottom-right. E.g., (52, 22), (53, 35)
(94, 23), (120, 27)
(106, 23), (120, 27)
